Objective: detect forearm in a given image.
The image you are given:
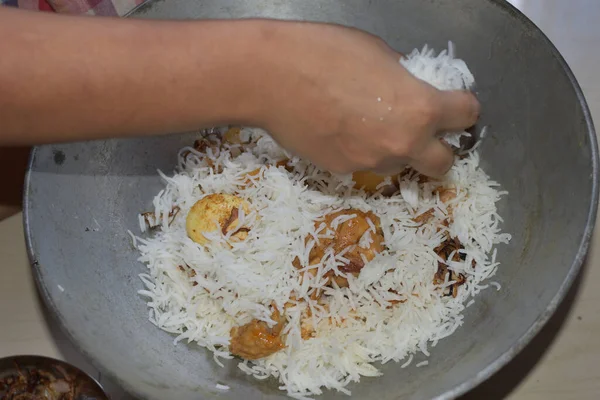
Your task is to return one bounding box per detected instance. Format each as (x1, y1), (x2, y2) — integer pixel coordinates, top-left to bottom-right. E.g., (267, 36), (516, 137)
(0, 8), (266, 145)
(0, 9), (478, 176)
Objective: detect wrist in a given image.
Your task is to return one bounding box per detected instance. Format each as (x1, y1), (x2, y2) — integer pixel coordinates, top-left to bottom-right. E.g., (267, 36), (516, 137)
(185, 19), (282, 127)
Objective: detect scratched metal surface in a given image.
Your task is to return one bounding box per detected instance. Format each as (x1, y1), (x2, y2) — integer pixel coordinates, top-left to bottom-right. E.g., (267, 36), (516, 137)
(23, 0), (598, 399)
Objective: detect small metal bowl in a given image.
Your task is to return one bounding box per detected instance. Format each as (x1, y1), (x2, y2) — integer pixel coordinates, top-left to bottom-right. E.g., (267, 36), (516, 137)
(0, 355), (109, 400)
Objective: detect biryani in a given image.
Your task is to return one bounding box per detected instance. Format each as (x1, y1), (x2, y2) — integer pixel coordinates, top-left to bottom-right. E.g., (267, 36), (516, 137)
(132, 44), (511, 398)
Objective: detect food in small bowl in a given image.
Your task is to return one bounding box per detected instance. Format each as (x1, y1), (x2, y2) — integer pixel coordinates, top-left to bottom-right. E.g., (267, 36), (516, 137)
(0, 355), (108, 400)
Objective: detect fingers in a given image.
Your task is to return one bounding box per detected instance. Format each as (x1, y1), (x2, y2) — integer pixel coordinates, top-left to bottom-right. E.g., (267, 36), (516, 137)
(435, 90), (480, 131)
(409, 139), (454, 177)
(371, 158), (408, 176)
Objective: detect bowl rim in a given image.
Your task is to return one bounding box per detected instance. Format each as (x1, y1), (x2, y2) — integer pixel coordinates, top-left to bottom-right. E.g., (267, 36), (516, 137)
(22, 1), (599, 399)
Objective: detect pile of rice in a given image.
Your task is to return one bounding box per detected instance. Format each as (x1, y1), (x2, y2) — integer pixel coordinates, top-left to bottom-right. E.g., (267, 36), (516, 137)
(131, 43), (511, 398)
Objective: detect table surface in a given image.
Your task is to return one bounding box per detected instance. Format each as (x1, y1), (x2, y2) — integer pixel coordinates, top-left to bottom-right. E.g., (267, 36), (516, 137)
(2, 1), (600, 399)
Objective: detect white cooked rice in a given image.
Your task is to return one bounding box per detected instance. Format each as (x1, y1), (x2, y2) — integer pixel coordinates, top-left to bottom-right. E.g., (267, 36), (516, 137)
(132, 43), (511, 398)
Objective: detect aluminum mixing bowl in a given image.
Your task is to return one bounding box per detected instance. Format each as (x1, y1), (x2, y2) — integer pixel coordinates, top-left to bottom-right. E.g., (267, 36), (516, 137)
(23, 0), (598, 399)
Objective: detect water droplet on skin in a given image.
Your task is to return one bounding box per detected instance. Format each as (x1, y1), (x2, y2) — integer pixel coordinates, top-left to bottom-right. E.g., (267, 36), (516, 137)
(377, 97), (382, 102)
(388, 106), (392, 111)
(361, 117), (366, 122)
(379, 117), (384, 121)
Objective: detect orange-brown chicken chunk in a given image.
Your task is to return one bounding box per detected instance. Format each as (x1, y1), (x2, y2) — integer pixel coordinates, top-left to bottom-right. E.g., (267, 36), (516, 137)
(300, 209), (385, 288)
(229, 309), (286, 360)
(436, 186), (457, 203)
(222, 127), (244, 145)
(241, 160), (292, 187)
(413, 186), (458, 225)
(352, 171), (398, 195)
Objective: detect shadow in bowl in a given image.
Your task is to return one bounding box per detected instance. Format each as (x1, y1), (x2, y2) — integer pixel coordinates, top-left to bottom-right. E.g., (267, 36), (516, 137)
(460, 257), (588, 399)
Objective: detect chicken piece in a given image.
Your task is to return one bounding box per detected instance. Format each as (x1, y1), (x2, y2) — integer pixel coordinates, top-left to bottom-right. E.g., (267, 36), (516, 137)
(276, 159), (292, 170)
(186, 194), (251, 245)
(242, 168), (263, 186)
(309, 209), (385, 286)
(282, 298), (316, 340)
(229, 308), (286, 360)
(352, 171), (398, 196)
(222, 127), (252, 158)
(300, 316), (315, 340)
(328, 274), (350, 288)
(242, 160), (292, 186)
(413, 209), (434, 225)
(413, 186), (458, 225)
(322, 209), (384, 269)
(222, 127), (244, 145)
(436, 186), (457, 203)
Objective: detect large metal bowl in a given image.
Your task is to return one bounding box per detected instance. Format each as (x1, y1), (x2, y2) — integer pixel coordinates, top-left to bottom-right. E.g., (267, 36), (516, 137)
(23, 0), (598, 399)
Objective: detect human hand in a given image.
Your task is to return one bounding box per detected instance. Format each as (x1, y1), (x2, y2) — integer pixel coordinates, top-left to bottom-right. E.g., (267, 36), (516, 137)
(251, 21), (480, 177)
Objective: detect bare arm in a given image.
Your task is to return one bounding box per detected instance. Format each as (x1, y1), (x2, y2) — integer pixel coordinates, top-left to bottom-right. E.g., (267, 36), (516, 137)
(0, 8), (479, 176)
(0, 8), (266, 144)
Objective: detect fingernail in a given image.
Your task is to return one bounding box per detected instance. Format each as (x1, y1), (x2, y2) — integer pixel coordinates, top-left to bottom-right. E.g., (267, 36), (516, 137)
(468, 92), (481, 121)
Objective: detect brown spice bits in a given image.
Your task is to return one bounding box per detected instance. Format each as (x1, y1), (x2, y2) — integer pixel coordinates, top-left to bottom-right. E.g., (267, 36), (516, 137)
(229, 307), (286, 360)
(414, 209), (434, 225)
(183, 127), (251, 168)
(177, 265), (199, 287)
(140, 206), (180, 230)
(221, 207), (239, 235)
(377, 289), (425, 309)
(193, 136), (221, 154)
(189, 136), (224, 172)
(0, 362), (77, 400)
(434, 236), (462, 261)
(383, 289), (408, 308)
(400, 167), (430, 184)
(434, 236), (467, 298)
